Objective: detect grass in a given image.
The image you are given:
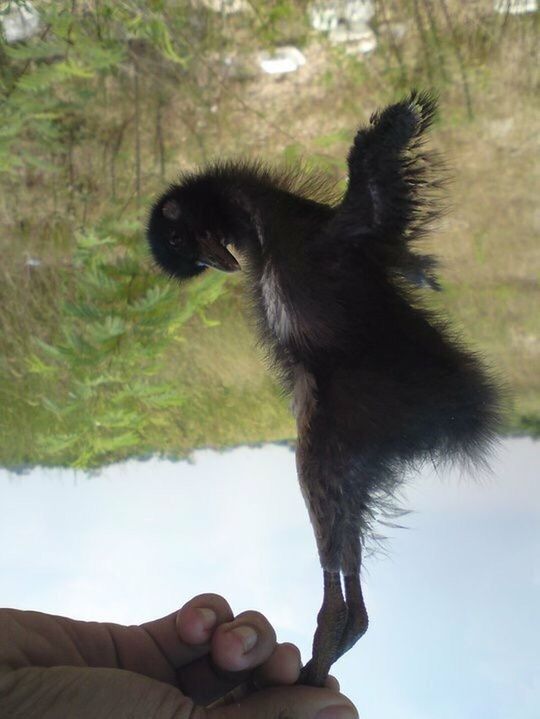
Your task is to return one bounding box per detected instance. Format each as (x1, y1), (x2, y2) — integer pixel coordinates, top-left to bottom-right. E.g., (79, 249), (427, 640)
(0, 3), (538, 467)
(159, 283), (295, 452)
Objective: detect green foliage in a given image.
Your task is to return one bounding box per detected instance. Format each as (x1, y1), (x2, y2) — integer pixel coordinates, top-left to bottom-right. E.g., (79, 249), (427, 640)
(0, 0), (192, 186)
(0, 1), (234, 467)
(1, 6), (122, 174)
(514, 414), (540, 439)
(0, 0), (303, 469)
(25, 215), (228, 468)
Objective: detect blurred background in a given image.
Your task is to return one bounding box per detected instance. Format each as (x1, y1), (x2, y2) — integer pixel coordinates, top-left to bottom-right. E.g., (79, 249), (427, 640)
(0, 1), (539, 716)
(0, 0), (538, 468)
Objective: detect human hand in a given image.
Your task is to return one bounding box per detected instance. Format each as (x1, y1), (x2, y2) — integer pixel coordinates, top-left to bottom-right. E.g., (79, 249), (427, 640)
(0, 593), (358, 718)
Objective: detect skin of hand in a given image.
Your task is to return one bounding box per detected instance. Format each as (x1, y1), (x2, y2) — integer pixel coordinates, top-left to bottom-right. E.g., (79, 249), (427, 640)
(0, 593), (358, 719)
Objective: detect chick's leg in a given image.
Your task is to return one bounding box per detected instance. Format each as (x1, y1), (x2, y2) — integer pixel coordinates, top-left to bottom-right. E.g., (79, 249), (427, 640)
(295, 428), (350, 686)
(336, 574), (368, 659)
(335, 534), (368, 660)
(299, 570), (348, 687)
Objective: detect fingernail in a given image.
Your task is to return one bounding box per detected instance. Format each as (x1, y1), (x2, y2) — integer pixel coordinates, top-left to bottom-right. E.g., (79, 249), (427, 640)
(315, 705), (358, 719)
(231, 625), (258, 653)
(195, 608), (217, 630)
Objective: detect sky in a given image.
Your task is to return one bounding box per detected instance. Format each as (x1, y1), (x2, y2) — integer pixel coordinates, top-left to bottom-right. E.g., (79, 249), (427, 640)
(1, 437), (539, 717)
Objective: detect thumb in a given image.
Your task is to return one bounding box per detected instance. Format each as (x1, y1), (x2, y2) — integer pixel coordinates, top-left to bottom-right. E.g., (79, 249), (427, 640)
(207, 684), (358, 719)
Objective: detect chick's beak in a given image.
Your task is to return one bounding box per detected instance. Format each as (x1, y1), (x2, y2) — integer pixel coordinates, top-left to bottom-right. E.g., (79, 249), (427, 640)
(198, 235), (240, 273)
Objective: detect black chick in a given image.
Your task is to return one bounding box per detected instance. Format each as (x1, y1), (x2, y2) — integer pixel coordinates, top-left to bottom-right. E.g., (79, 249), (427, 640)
(147, 91), (501, 687)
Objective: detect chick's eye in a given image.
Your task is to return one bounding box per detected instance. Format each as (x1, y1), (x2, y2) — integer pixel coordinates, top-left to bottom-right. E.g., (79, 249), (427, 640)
(168, 234), (181, 248)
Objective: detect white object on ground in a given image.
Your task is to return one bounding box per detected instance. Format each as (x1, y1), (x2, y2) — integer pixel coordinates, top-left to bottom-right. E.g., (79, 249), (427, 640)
(197, 0), (251, 14)
(308, 2), (377, 54)
(25, 257), (42, 268)
(329, 22), (377, 53)
(258, 46), (307, 75)
(493, 0), (537, 13)
(309, 0), (375, 32)
(0, 2), (41, 43)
